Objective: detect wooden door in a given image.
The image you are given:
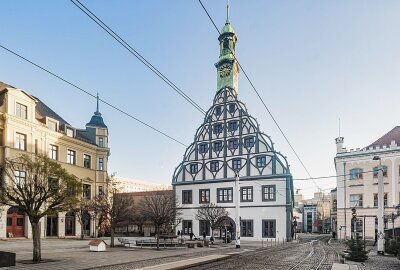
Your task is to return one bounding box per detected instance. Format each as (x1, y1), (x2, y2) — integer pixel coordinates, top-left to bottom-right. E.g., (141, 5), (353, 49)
(6, 213), (25, 237)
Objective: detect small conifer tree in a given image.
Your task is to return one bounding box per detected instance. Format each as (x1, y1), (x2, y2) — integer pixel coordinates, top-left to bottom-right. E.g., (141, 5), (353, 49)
(346, 238), (368, 262)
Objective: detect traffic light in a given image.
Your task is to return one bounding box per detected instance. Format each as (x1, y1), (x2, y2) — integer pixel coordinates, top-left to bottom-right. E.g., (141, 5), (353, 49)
(352, 208), (357, 220)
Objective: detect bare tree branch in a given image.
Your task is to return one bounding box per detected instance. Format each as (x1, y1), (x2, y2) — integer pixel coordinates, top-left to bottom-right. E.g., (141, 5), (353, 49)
(0, 154), (81, 262)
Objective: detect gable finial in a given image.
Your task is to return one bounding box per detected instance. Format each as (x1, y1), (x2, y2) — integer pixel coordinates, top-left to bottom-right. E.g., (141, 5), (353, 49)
(226, 0), (230, 23)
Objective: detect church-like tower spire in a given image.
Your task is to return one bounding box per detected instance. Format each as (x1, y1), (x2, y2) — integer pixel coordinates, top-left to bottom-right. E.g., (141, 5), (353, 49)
(215, 0), (239, 96)
(86, 93), (107, 128)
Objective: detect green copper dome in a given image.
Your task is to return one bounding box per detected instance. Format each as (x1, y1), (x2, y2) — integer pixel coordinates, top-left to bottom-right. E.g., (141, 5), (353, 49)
(221, 21), (235, 35)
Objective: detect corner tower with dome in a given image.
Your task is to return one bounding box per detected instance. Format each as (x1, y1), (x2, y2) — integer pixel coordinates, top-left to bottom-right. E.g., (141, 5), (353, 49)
(172, 8), (294, 241)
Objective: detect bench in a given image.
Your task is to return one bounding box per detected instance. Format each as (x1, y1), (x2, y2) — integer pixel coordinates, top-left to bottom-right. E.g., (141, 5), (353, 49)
(186, 242), (197, 248)
(136, 239), (182, 248)
(186, 241), (207, 248)
(118, 238), (136, 247)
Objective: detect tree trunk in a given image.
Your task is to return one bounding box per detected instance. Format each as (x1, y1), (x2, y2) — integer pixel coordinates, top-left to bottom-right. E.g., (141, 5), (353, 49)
(31, 221), (41, 262)
(110, 224), (115, 247)
(80, 221), (85, 240)
(156, 225), (160, 249)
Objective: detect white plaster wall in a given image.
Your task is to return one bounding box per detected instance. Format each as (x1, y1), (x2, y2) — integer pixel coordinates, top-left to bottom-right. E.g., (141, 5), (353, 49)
(175, 178), (289, 241)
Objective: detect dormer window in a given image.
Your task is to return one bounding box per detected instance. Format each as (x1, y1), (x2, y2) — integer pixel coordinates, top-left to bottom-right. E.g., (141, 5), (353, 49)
(16, 103), (27, 119)
(48, 120), (57, 131)
(66, 127), (74, 137)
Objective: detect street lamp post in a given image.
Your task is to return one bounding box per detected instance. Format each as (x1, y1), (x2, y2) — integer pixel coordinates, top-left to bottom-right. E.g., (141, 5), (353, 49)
(235, 170), (240, 248)
(373, 156), (385, 255)
(392, 212), (395, 240)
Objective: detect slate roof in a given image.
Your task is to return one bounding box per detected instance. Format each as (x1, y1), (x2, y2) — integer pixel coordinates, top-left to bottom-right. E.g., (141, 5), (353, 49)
(0, 81), (98, 146)
(368, 126), (400, 148)
(34, 96), (70, 126)
(0, 81), (15, 90)
(86, 112), (107, 128)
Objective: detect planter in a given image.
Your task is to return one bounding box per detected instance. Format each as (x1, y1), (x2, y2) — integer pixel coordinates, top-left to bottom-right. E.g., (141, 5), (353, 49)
(0, 251), (16, 267)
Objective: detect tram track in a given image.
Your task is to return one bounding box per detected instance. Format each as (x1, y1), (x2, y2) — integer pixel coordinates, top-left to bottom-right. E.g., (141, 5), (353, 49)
(186, 235), (337, 270)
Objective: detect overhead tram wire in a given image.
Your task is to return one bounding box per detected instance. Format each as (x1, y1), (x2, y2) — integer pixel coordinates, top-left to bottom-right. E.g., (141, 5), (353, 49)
(198, 0), (320, 189)
(0, 44), (188, 148)
(70, 0), (207, 116)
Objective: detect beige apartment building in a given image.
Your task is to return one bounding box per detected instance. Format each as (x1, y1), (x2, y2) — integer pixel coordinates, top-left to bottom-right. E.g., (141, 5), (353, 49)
(0, 81), (109, 239)
(114, 176), (172, 193)
(334, 128), (400, 240)
(294, 190), (331, 233)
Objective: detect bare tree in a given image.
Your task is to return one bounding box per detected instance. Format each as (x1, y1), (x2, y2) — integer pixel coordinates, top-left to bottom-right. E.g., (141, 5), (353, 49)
(92, 177), (134, 247)
(131, 207), (147, 235)
(0, 154), (81, 262)
(73, 197), (93, 240)
(195, 203), (229, 241)
(138, 191), (181, 249)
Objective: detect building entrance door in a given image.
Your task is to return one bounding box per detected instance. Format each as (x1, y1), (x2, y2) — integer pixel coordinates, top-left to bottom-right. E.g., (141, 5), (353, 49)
(46, 215), (58, 237)
(65, 212), (75, 236)
(6, 207), (25, 237)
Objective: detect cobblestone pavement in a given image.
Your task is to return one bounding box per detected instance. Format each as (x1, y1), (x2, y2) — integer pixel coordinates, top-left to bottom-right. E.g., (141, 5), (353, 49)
(187, 235), (341, 270)
(362, 247), (400, 270)
(327, 239), (400, 270)
(3, 235), (398, 270)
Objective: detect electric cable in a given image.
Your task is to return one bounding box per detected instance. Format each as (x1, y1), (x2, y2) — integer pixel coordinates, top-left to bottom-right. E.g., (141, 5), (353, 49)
(198, 0), (319, 189)
(0, 44), (188, 147)
(70, 0), (207, 116)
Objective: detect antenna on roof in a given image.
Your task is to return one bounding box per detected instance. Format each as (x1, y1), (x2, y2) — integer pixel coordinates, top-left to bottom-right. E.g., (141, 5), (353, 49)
(339, 117), (341, 137)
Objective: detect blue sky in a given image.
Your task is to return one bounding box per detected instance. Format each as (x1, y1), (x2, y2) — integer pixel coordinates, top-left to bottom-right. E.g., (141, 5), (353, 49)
(1, 0), (400, 198)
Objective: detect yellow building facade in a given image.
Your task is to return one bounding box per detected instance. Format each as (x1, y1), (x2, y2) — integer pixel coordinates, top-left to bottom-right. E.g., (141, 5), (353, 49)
(0, 81), (109, 239)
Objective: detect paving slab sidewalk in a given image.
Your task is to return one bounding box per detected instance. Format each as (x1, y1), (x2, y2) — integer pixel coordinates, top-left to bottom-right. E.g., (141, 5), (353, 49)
(135, 255), (230, 270)
(0, 238), (240, 270)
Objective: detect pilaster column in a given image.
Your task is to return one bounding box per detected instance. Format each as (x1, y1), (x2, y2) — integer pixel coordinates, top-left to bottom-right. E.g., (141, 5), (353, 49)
(392, 157), (399, 206)
(58, 212), (66, 238)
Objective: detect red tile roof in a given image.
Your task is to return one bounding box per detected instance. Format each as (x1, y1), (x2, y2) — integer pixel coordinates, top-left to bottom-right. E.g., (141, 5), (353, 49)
(88, 239), (107, 246)
(368, 126), (400, 148)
